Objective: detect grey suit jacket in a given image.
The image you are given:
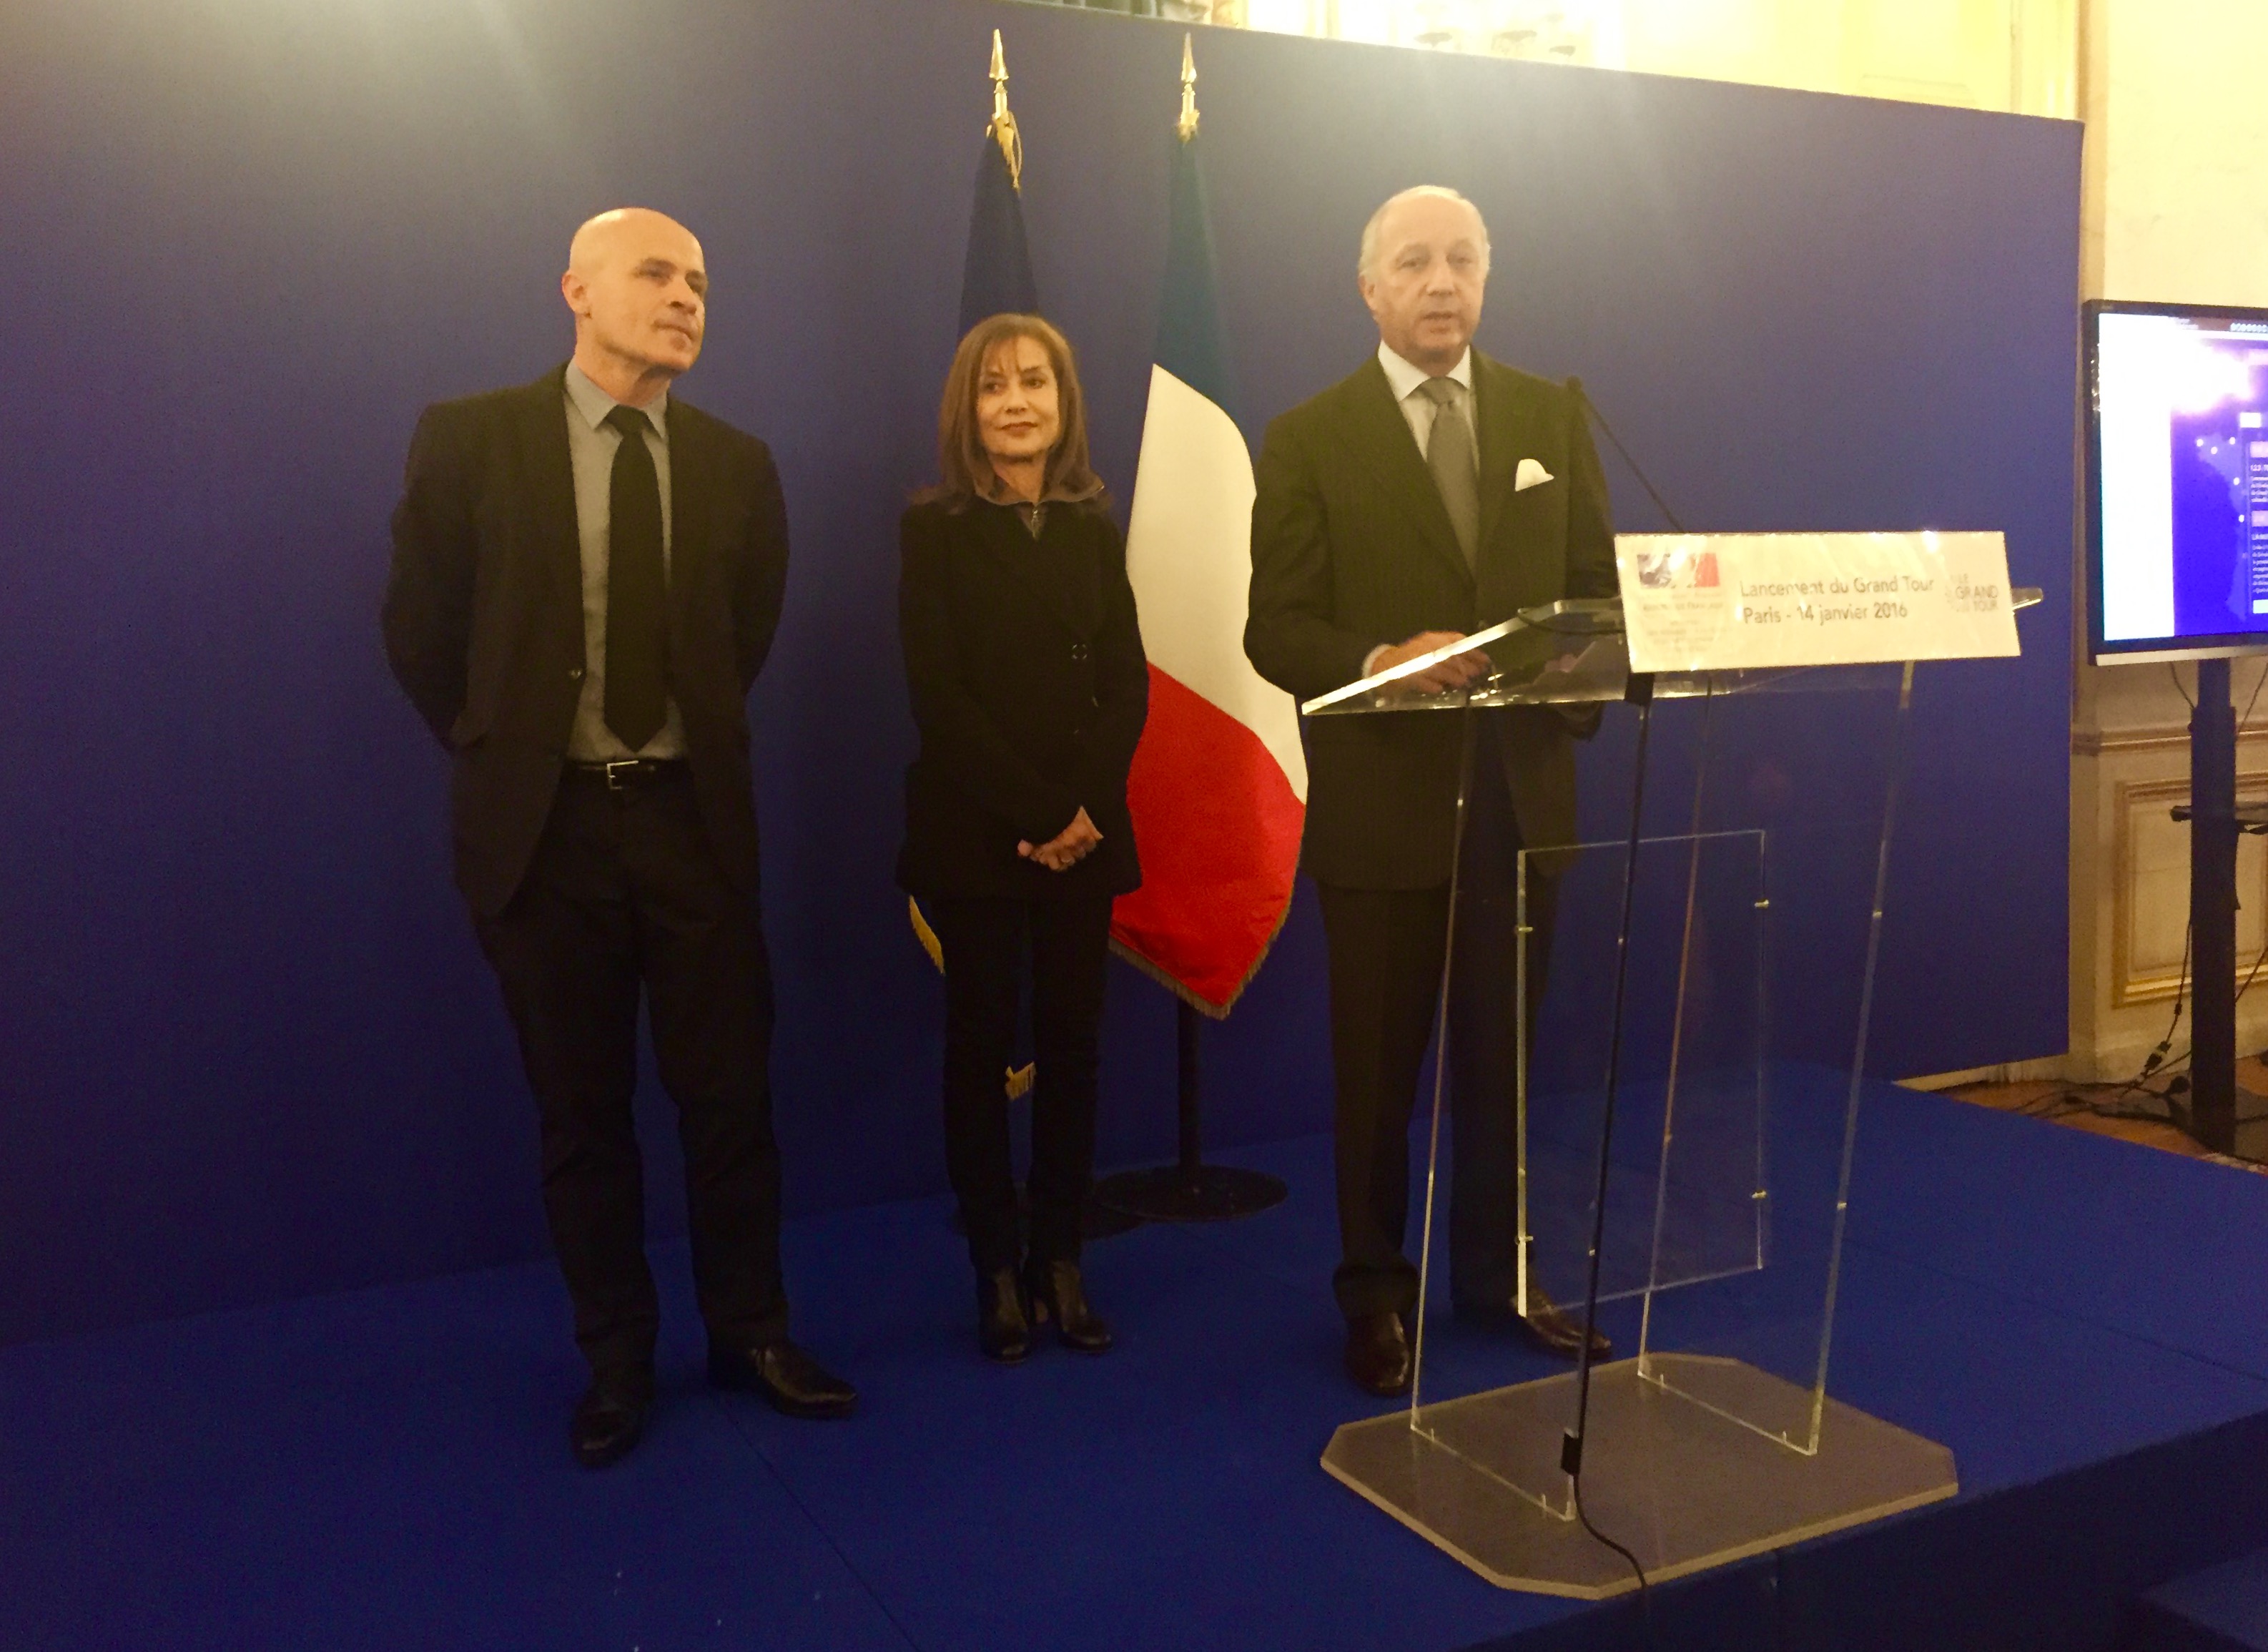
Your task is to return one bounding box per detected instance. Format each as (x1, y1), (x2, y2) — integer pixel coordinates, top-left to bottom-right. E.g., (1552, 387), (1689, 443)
(1244, 351), (1617, 890)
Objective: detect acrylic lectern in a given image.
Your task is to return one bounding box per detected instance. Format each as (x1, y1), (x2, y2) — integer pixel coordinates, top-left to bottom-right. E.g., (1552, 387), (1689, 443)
(1306, 576), (2031, 1597)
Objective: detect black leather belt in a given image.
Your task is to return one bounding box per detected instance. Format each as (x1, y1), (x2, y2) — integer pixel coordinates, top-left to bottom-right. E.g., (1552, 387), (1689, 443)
(566, 757), (689, 792)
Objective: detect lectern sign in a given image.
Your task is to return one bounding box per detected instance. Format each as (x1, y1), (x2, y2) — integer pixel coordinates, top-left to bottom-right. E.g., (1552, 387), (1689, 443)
(1615, 531), (2019, 674)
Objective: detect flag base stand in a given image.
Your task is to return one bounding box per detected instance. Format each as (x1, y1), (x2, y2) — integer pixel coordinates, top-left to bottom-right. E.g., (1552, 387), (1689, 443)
(1093, 1000), (1288, 1224)
(1083, 1198), (1145, 1239)
(1093, 1161), (1286, 1223)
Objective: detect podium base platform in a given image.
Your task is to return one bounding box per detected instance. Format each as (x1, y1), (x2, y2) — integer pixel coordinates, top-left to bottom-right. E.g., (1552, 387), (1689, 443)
(1321, 1355), (1957, 1598)
(1093, 1164), (1288, 1223)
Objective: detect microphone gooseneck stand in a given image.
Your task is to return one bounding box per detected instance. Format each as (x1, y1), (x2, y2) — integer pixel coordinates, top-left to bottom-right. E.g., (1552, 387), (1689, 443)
(1558, 377), (1690, 1618)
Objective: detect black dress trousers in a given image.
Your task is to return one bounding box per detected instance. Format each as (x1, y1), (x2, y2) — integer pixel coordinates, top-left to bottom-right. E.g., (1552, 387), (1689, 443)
(927, 892), (1114, 1274)
(473, 765), (787, 1377)
(1313, 712), (1562, 1322)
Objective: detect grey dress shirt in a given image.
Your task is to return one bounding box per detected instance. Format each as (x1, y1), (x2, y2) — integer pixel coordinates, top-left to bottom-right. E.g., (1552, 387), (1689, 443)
(563, 360), (687, 761)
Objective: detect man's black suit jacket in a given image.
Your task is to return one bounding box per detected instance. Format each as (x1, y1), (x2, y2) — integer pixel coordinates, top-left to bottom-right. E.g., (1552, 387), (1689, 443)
(1245, 351), (1617, 890)
(383, 365), (789, 917)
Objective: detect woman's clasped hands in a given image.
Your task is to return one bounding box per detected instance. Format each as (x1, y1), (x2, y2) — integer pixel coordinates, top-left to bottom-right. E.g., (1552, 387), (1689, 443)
(1017, 807), (1103, 872)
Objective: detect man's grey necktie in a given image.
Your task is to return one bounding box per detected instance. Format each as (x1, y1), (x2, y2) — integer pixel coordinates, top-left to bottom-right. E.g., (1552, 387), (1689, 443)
(1418, 377), (1479, 569)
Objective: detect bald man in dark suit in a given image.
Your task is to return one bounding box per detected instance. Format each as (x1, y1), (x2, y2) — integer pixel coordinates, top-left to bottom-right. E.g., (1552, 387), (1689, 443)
(385, 208), (854, 1466)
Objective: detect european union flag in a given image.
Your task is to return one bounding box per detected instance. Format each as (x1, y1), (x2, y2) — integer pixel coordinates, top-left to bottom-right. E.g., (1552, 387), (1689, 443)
(957, 29), (1040, 332)
(958, 126), (1040, 331)
(910, 32), (1045, 1088)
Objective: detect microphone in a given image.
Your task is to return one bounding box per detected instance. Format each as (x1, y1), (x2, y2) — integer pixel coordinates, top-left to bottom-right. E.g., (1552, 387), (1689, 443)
(1567, 373), (1685, 534)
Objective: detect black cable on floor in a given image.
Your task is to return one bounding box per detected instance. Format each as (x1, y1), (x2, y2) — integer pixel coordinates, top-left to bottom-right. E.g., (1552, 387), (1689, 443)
(1560, 672), (1656, 1625)
(2136, 920), (2192, 1090)
(1574, 1476), (1653, 1629)
(1558, 378), (1692, 1638)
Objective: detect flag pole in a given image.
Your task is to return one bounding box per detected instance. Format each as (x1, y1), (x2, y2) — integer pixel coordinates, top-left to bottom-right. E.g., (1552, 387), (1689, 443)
(1093, 36), (1287, 1226)
(1095, 997), (1288, 1222)
(985, 27), (1022, 192)
(955, 29), (1040, 334)
(929, 29), (1131, 1239)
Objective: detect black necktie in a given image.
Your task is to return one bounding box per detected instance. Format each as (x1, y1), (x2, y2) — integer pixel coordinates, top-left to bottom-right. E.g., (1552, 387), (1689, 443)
(602, 405), (668, 752)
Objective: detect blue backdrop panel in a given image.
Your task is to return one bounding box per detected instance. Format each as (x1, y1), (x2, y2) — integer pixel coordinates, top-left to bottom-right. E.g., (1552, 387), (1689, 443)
(0, 0), (2077, 1346)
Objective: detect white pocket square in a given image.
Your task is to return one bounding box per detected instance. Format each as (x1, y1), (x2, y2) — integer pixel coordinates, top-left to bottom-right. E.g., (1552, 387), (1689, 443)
(1514, 458), (1554, 492)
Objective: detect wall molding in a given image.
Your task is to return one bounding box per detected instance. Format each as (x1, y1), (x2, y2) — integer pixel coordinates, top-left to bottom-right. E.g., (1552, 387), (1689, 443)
(1903, 1056), (2072, 1089)
(2111, 770), (2268, 1006)
(2076, 724), (2268, 757)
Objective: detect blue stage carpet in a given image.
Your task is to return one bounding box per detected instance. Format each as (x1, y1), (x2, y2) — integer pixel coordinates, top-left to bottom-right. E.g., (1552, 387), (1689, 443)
(2128, 1548), (2268, 1651)
(5, 1074), (2268, 1652)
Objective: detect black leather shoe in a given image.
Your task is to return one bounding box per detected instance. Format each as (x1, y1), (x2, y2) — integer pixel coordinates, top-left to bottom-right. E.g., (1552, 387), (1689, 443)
(977, 1265), (1032, 1363)
(1025, 1257), (1113, 1354)
(1344, 1310), (1412, 1397)
(707, 1339), (857, 1420)
(570, 1374), (652, 1469)
(1519, 1284), (1613, 1362)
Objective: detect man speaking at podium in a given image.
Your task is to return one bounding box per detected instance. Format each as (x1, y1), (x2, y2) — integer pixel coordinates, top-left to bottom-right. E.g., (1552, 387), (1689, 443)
(1246, 186), (1619, 1396)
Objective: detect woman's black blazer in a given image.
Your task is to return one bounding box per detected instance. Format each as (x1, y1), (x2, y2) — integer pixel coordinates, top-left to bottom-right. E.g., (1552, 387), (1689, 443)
(896, 496), (1148, 902)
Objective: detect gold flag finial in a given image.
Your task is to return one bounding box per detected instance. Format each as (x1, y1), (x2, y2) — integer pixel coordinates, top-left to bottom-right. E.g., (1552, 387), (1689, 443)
(1176, 33), (1200, 143)
(987, 29), (1024, 192)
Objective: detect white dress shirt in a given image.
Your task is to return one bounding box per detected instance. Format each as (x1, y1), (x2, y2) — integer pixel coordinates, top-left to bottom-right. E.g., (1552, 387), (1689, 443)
(1376, 340), (1476, 457)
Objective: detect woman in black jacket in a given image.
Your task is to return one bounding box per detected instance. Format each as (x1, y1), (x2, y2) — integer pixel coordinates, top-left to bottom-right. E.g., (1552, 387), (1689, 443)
(898, 313), (1148, 1363)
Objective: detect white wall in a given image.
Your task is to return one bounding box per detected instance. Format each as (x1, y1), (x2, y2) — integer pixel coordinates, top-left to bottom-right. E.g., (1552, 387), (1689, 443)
(2085, 0), (2268, 306)
(2069, 0), (2268, 1082)
(1230, 0), (2077, 117)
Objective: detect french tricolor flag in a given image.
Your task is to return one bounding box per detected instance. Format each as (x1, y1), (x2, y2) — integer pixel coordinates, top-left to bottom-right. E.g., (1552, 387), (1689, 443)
(1110, 110), (1307, 1016)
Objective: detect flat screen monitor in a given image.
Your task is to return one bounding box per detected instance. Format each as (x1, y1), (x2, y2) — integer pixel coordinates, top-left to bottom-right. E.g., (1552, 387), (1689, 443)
(2087, 298), (2268, 662)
